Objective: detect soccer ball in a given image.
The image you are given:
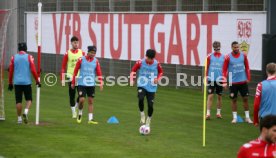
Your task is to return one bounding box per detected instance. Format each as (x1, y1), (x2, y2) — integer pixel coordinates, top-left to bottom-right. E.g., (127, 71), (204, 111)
(139, 125), (150, 135)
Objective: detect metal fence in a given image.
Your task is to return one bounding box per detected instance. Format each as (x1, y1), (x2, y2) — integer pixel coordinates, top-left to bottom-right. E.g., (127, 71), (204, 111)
(23, 0), (265, 12)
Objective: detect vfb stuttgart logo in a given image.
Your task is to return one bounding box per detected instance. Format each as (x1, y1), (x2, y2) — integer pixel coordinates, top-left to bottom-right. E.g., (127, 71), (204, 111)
(237, 19), (252, 55)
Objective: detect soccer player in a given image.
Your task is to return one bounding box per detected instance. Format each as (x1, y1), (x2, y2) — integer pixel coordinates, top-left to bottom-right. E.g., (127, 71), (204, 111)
(237, 115), (276, 158)
(130, 49), (163, 127)
(222, 41), (253, 124)
(71, 46), (103, 124)
(8, 43), (41, 124)
(253, 63), (276, 126)
(206, 41), (224, 120)
(61, 36), (85, 118)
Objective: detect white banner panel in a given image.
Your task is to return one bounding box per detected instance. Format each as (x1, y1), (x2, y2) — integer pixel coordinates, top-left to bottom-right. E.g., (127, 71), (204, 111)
(27, 13), (266, 70)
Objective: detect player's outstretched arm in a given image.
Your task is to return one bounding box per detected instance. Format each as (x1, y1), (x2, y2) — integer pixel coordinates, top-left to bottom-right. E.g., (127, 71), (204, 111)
(71, 58), (82, 89)
(253, 83), (262, 126)
(95, 59), (103, 91)
(222, 55), (230, 84)
(205, 55), (211, 78)
(8, 56), (14, 91)
(130, 60), (141, 85)
(154, 62), (163, 84)
(28, 55), (40, 85)
(61, 52), (68, 82)
(244, 54), (251, 82)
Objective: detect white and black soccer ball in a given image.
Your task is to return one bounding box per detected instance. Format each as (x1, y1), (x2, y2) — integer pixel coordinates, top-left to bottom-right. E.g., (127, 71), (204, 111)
(139, 125), (150, 135)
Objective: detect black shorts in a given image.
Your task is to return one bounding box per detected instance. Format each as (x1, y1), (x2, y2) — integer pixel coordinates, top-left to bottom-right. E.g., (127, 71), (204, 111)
(14, 85), (32, 104)
(229, 83), (249, 99)
(77, 86), (95, 98)
(207, 81), (223, 95)
(137, 87), (155, 102)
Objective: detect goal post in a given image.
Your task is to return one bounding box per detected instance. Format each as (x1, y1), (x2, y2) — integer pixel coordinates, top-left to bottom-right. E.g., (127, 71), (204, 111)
(0, 9), (11, 120)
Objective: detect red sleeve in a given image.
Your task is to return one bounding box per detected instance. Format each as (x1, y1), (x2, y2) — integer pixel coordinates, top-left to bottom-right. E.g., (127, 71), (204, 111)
(237, 146), (247, 158)
(28, 55), (39, 83)
(206, 55), (211, 77)
(157, 62), (163, 80)
(130, 60), (142, 82)
(95, 60), (103, 86)
(71, 58), (82, 86)
(61, 52), (68, 81)
(244, 55), (251, 81)
(222, 55), (230, 82)
(8, 56), (14, 84)
(131, 60), (142, 72)
(254, 82), (262, 124)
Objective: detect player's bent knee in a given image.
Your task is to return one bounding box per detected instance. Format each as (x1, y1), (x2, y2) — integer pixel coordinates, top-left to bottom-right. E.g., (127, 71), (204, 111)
(138, 95), (144, 101)
(242, 97), (248, 102)
(79, 97), (85, 103)
(88, 97), (93, 104)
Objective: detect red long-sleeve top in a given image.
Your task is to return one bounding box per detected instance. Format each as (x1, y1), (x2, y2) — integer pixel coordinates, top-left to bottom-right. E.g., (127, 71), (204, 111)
(253, 76), (276, 124)
(61, 49), (85, 80)
(237, 138), (276, 158)
(8, 51), (39, 84)
(130, 59), (163, 82)
(222, 52), (251, 84)
(71, 56), (103, 86)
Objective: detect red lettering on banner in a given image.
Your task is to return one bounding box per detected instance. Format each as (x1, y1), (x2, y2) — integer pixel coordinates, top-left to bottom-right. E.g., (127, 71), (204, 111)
(124, 14), (133, 60)
(187, 14), (200, 65)
(124, 14), (149, 59)
(97, 14), (108, 58)
(88, 14), (97, 46)
(52, 13), (64, 54)
(73, 14), (82, 49)
(202, 13), (218, 55)
(136, 14), (149, 58)
(167, 14), (184, 65)
(150, 14), (165, 63)
(65, 14), (71, 51)
(110, 14), (122, 59)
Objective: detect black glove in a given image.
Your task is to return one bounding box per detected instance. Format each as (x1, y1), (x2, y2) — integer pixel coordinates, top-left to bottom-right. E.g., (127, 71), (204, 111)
(8, 84), (13, 91)
(36, 82), (41, 88)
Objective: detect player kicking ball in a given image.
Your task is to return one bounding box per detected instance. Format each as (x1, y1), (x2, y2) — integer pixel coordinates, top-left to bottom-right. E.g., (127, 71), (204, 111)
(130, 49), (163, 127)
(71, 46), (103, 124)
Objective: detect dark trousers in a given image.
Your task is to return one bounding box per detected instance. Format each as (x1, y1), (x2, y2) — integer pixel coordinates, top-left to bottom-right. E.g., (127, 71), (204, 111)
(68, 82), (79, 107)
(138, 87), (155, 117)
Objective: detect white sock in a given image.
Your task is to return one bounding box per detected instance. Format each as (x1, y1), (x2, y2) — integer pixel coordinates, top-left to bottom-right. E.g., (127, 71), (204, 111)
(24, 109), (29, 115)
(75, 102), (78, 109)
(206, 110), (211, 115)
(245, 111), (250, 119)
(88, 113), (93, 121)
(78, 109), (83, 115)
(233, 112), (237, 119)
(18, 116), (22, 121)
(71, 107), (76, 113)
(146, 116), (151, 126)
(217, 109), (221, 115)
(140, 111), (145, 117)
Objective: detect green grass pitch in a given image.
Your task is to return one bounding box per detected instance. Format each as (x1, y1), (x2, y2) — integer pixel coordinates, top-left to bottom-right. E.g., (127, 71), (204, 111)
(0, 74), (258, 158)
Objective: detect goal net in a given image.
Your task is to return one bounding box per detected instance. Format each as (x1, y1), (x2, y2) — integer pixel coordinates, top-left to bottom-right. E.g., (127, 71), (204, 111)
(0, 10), (11, 120)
